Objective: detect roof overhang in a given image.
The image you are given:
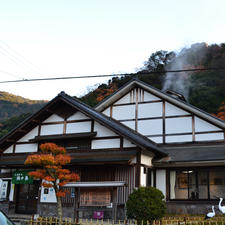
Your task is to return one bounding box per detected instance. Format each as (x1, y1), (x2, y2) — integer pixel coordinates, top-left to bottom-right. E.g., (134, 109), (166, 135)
(29, 132), (97, 142)
(64, 181), (126, 188)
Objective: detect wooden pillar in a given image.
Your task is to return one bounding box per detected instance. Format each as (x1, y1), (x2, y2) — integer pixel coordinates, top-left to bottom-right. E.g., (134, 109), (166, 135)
(73, 188), (80, 223)
(135, 152), (141, 187)
(112, 187), (117, 221)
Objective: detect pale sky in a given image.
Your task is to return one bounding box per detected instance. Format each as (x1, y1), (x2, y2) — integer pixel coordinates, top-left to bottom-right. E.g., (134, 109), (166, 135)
(0, 0), (224, 100)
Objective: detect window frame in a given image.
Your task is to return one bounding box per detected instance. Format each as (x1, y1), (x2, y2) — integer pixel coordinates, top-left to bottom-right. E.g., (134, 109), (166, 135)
(167, 166), (225, 201)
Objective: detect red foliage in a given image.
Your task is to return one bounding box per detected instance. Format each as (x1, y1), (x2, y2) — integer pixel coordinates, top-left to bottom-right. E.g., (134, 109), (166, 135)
(24, 142), (79, 200)
(55, 154), (71, 165)
(56, 169), (70, 174)
(28, 170), (45, 179)
(56, 191), (66, 197)
(212, 101), (225, 121)
(43, 176), (55, 182)
(25, 155), (41, 165)
(40, 143), (66, 155)
(42, 182), (53, 188)
(96, 83), (117, 102)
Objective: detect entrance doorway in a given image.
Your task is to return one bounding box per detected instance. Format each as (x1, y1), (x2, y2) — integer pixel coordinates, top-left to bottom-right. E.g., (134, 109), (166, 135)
(15, 181), (39, 214)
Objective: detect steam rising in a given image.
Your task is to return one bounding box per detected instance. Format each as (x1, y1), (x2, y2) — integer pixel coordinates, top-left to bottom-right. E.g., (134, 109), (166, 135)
(162, 43), (208, 100)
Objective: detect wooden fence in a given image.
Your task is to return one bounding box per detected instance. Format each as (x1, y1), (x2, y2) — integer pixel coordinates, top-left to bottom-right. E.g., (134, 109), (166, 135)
(12, 216), (225, 225)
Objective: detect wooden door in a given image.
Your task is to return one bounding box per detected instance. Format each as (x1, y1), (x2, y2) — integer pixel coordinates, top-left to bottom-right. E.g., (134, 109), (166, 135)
(16, 181), (39, 214)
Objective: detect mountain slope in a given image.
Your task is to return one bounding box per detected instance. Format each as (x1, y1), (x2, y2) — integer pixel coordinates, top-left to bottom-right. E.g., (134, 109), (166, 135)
(0, 91), (47, 122)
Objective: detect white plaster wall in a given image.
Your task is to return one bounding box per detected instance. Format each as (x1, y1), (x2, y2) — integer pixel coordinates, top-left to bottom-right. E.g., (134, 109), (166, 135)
(138, 119), (163, 135)
(67, 112), (89, 121)
(138, 102), (162, 118)
(195, 117), (222, 132)
(121, 121), (135, 130)
(165, 102), (190, 116)
(195, 133), (224, 141)
(94, 122), (117, 137)
(18, 126), (39, 142)
(156, 169), (166, 197)
(43, 114), (64, 123)
(66, 121), (91, 133)
(112, 105), (135, 120)
(102, 108), (110, 116)
(3, 146), (13, 154)
(166, 117), (192, 134)
(115, 93), (131, 104)
(91, 138), (120, 149)
(149, 136), (163, 144)
(166, 135), (192, 143)
(40, 124), (64, 135)
(143, 91), (160, 101)
(15, 143), (38, 153)
(123, 139), (136, 148)
(140, 166), (147, 187)
(141, 154), (152, 166)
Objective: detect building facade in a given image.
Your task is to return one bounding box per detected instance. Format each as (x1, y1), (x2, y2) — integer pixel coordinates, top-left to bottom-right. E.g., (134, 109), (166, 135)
(0, 79), (224, 218)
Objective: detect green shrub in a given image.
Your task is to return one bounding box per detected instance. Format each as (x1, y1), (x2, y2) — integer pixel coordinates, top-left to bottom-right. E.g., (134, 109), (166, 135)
(126, 186), (166, 224)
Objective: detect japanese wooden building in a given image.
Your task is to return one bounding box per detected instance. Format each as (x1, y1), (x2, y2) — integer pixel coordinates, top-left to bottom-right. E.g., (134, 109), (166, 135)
(0, 79), (224, 218)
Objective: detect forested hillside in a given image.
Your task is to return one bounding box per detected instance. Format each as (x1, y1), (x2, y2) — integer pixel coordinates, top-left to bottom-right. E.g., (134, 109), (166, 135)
(0, 92), (46, 137)
(0, 42), (224, 138)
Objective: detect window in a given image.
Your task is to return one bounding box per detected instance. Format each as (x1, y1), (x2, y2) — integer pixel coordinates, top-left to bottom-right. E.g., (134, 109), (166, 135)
(169, 168), (225, 200)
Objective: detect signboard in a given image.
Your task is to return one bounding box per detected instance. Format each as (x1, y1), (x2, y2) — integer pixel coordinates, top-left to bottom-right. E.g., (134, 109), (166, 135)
(0, 181), (8, 200)
(12, 171), (33, 184)
(80, 189), (111, 206)
(40, 186), (57, 203)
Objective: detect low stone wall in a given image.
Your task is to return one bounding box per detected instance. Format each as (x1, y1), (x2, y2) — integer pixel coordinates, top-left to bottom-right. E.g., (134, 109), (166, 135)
(37, 203), (125, 220)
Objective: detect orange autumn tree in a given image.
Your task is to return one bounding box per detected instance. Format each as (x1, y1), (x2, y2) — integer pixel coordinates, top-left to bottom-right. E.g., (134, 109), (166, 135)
(25, 143), (80, 218)
(213, 101), (225, 121)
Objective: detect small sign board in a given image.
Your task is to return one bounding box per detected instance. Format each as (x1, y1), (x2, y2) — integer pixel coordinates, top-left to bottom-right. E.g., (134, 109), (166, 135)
(12, 171), (33, 184)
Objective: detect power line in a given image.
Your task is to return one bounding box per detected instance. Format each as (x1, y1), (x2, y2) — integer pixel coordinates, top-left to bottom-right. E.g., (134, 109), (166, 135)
(0, 67), (224, 84)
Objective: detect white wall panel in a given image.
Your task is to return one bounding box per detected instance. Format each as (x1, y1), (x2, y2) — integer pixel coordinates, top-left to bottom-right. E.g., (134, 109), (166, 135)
(18, 126), (39, 142)
(40, 124), (64, 135)
(112, 105), (135, 120)
(141, 154), (152, 166)
(43, 114), (64, 123)
(140, 167), (147, 186)
(67, 112), (89, 121)
(195, 117), (222, 132)
(66, 121), (91, 133)
(91, 138), (120, 149)
(139, 102), (162, 118)
(3, 146), (13, 154)
(102, 108), (110, 116)
(165, 102), (190, 116)
(166, 135), (192, 143)
(143, 91), (160, 101)
(148, 136), (163, 143)
(94, 122), (117, 137)
(195, 133), (224, 141)
(138, 119), (163, 135)
(115, 93), (131, 104)
(166, 117), (192, 134)
(156, 169), (166, 197)
(123, 139), (136, 147)
(122, 121), (135, 130)
(15, 143), (37, 153)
